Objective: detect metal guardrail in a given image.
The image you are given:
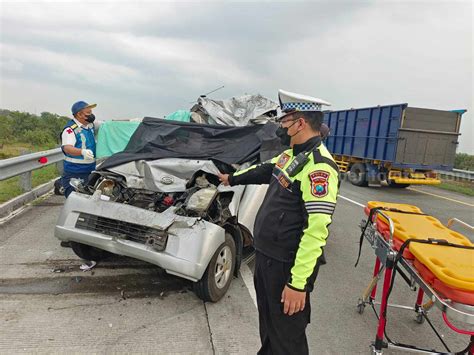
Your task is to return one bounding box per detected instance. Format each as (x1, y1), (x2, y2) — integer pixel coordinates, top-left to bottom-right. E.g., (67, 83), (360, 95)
(0, 148), (63, 192)
(437, 168), (474, 182)
(1, 147), (472, 192)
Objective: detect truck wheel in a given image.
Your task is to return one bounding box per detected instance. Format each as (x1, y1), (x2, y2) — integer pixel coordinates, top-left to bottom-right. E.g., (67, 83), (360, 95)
(71, 241), (108, 261)
(388, 180), (410, 188)
(349, 163), (369, 187)
(194, 233), (236, 302)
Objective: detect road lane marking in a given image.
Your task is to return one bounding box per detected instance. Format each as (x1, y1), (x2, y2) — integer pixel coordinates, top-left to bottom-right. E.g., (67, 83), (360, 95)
(407, 188), (474, 207)
(240, 264), (257, 309)
(338, 195), (365, 208)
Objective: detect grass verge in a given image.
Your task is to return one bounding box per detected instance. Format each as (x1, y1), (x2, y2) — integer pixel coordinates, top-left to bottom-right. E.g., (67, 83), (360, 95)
(0, 142), (57, 159)
(434, 180), (474, 197)
(0, 165), (60, 203)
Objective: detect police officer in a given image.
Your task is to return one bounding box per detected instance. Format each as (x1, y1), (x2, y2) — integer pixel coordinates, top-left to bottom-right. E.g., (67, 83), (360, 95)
(219, 90), (339, 355)
(60, 101), (99, 199)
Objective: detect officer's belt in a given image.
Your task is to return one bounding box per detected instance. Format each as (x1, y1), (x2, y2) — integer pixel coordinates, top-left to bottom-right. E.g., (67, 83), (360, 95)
(256, 242), (297, 263)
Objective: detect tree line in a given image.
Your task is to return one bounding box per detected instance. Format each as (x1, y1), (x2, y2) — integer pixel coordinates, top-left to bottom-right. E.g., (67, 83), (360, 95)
(454, 153), (474, 171)
(0, 108), (473, 170)
(0, 109), (69, 148)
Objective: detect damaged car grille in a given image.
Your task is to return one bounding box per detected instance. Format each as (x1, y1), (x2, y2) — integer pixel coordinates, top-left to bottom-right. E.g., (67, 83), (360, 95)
(75, 213), (168, 251)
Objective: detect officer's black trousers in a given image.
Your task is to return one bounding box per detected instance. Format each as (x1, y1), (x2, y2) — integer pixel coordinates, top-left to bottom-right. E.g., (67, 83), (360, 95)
(254, 251), (312, 355)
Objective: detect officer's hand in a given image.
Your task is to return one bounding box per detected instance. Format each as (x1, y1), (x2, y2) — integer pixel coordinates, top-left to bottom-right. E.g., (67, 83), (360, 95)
(81, 149), (95, 160)
(281, 285), (306, 316)
(218, 172), (230, 186)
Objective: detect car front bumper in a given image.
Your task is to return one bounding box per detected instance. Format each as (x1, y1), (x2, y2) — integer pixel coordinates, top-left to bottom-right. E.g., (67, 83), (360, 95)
(55, 191), (226, 281)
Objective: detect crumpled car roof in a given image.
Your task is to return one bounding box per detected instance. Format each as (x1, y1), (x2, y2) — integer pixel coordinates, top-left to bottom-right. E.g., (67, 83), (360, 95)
(191, 94), (278, 126)
(99, 117), (283, 171)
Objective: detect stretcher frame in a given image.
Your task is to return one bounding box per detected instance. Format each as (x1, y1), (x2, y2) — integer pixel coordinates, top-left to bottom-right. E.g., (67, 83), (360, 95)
(356, 209), (474, 354)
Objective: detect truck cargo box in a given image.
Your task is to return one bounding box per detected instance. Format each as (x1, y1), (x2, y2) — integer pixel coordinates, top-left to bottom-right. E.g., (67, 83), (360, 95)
(323, 104), (465, 171)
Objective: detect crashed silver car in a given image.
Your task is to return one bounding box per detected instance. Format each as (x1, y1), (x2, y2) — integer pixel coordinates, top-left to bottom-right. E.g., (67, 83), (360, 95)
(55, 96), (281, 302)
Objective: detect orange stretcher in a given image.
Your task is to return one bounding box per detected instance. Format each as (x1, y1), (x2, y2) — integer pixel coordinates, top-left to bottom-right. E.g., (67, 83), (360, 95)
(356, 201), (474, 354)
(364, 201), (474, 306)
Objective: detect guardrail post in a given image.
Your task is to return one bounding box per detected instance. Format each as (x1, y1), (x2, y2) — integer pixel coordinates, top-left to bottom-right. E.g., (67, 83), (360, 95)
(19, 149), (33, 192)
(20, 171), (32, 192)
(56, 161), (63, 175)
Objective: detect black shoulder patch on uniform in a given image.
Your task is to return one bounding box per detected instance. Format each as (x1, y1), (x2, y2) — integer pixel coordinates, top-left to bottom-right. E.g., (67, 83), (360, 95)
(312, 149), (339, 174)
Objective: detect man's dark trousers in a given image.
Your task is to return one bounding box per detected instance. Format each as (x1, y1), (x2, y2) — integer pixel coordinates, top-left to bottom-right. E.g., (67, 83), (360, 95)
(61, 171), (91, 198)
(254, 251), (317, 355)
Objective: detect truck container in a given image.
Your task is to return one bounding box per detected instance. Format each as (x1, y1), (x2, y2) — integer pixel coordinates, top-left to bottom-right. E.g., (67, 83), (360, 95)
(323, 104), (466, 187)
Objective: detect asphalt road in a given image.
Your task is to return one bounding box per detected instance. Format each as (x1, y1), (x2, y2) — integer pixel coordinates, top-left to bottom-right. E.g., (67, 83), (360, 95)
(0, 181), (472, 354)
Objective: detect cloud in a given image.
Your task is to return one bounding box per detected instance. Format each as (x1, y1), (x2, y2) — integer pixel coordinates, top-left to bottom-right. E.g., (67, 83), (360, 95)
(0, 58), (23, 72)
(1, 1), (472, 153)
(1, 43), (140, 85)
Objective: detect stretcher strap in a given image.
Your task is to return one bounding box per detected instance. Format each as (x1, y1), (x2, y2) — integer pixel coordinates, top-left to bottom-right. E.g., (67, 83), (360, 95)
(354, 207), (427, 267)
(355, 207), (382, 267)
(442, 312), (474, 336)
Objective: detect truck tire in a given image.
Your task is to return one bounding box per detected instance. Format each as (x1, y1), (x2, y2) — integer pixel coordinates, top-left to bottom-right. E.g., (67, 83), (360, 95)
(349, 163), (369, 187)
(388, 180), (410, 188)
(194, 233), (236, 302)
(71, 241), (108, 261)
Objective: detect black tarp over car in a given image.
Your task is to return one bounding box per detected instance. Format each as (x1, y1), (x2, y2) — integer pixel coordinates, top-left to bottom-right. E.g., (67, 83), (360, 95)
(99, 117), (283, 171)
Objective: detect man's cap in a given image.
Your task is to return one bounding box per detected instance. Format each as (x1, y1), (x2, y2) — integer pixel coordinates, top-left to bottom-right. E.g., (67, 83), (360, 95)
(71, 101), (97, 116)
(278, 89), (331, 120)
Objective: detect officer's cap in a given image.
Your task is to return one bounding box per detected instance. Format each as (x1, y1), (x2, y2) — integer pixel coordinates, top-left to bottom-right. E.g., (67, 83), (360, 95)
(278, 89), (331, 121)
(71, 101), (97, 116)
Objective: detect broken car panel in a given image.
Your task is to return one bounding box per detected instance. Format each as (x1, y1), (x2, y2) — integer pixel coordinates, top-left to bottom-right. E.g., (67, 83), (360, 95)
(56, 114), (283, 302)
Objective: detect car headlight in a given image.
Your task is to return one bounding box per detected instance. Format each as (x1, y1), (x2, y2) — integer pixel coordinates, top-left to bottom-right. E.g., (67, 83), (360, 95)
(96, 179), (116, 197)
(186, 188), (217, 213)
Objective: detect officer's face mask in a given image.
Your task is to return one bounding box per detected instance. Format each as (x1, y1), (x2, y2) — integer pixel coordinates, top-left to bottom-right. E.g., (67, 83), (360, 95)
(85, 113), (96, 123)
(276, 119), (300, 146)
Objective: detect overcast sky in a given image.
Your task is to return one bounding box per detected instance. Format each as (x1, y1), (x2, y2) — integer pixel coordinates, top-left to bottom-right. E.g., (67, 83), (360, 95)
(1, 0), (472, 153)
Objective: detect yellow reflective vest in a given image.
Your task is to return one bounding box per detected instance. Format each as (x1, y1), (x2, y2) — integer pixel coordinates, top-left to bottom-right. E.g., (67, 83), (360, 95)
(229, 136), (339, 291)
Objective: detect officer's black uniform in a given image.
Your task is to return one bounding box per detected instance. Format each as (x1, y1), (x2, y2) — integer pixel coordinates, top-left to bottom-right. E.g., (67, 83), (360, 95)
(229, 136), (339, 355)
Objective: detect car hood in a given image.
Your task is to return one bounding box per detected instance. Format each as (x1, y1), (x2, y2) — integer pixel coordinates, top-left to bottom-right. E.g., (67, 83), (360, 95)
(107, 158), (231, 193)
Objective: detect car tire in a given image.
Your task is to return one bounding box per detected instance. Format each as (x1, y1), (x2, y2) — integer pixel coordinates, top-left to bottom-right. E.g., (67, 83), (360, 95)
(70, 241), (108, 261)
(194, 233), (236, 302)
(388, 180), (410, 188)
(348, 163), (369, 187)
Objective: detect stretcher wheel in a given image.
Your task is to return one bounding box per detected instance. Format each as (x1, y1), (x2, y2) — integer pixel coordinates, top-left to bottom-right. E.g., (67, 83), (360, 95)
(357, 299), (365, 314)
(415, 313), (425, 324)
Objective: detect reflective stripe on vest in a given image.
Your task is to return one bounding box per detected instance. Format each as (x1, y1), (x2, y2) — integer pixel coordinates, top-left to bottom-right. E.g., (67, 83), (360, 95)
(64, 156), (96, 164)
(62, 119), (97, 173)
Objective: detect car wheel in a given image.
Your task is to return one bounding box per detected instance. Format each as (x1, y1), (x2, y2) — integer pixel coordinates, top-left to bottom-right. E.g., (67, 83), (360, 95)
(70, 241), (108, 261)
(194, 233), (236, 302)
(348, 163), (369, 187)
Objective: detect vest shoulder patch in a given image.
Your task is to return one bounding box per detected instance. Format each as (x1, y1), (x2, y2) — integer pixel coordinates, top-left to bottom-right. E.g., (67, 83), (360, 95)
(276, 153), (291, 169)
(309, 170), (330, 197)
